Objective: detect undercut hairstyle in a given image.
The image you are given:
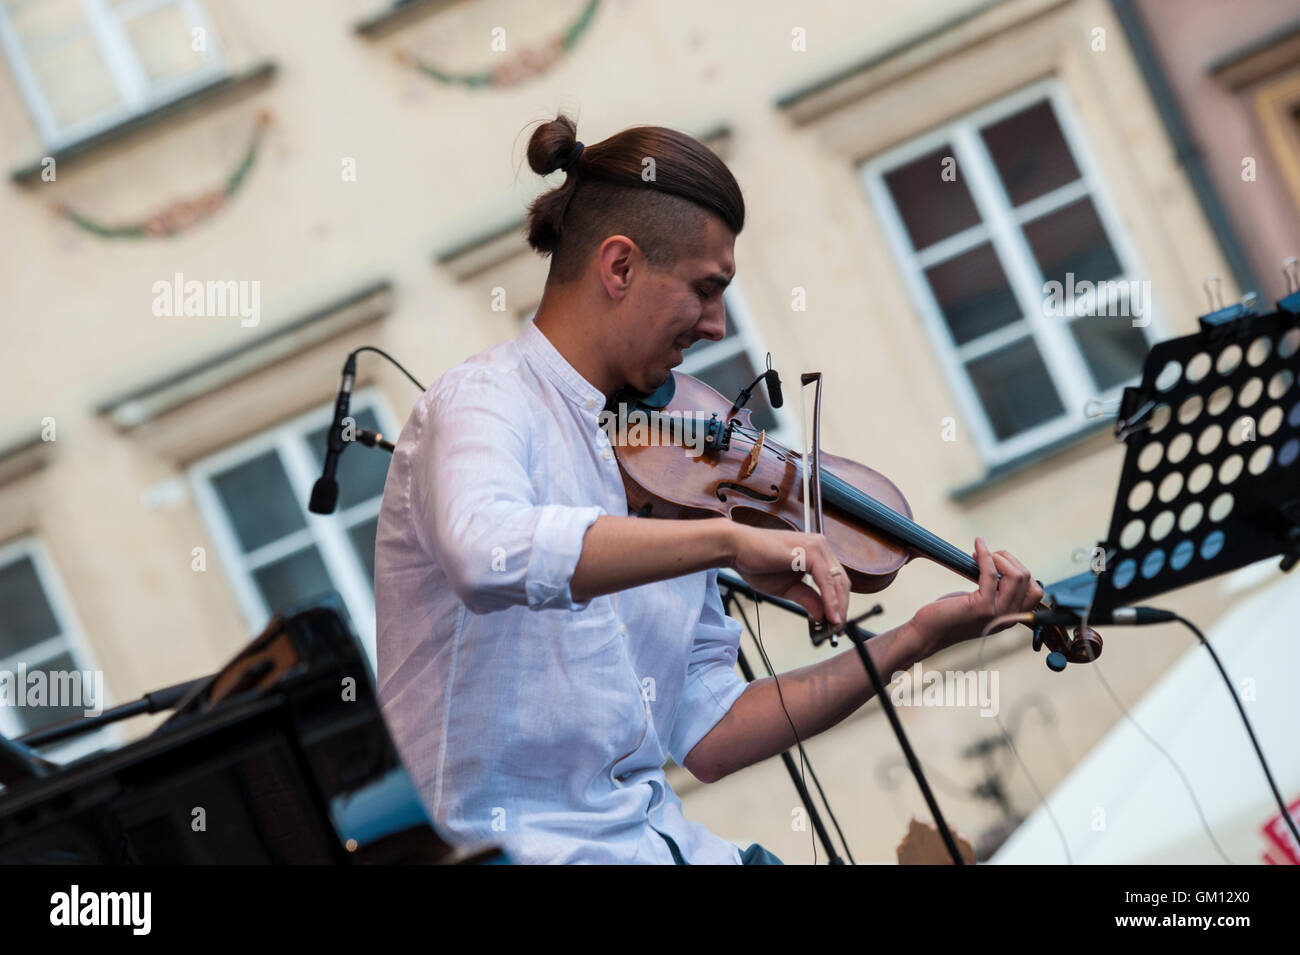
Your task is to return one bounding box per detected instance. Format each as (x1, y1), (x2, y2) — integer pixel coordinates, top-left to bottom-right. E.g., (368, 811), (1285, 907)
(524, 113), (745, 283)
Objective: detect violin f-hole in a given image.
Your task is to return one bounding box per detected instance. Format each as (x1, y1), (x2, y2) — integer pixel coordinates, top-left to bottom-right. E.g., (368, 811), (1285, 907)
(716, 482), (780, 504)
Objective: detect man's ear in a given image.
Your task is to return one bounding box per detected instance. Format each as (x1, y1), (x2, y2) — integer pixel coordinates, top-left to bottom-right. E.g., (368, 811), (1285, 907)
(596, 235), (637, 299)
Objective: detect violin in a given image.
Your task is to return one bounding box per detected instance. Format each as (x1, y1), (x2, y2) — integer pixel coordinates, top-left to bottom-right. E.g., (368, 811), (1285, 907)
(605, 370), (1101, 669)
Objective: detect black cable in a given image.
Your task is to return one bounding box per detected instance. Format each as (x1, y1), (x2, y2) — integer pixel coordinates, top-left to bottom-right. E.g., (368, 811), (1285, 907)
(977, 618), (1074, 864)
(351, 345), (426, 392)
(733, 599), (817, 864)
(731, 599), (855, 865)
(1085, 656), (1233, 864)
(1174, 613), (1300, 853)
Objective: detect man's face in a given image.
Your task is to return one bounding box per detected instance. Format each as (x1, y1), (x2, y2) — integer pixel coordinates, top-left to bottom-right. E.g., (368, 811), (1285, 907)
(618, 215), (734, 394)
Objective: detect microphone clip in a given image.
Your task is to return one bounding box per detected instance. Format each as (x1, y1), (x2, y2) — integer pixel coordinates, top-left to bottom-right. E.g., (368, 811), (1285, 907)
(727, 354), (784, 417)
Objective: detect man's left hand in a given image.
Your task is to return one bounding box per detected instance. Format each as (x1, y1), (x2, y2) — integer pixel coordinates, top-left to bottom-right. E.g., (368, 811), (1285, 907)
(904, 537), (1043, 657)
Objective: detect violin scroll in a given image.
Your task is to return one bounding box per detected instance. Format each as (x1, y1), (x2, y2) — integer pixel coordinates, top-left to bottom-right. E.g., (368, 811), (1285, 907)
(1033, 621), (1103, 671)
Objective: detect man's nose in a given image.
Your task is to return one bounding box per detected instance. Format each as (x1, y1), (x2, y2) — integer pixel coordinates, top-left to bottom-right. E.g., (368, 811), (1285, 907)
(696, 301), (727, 342)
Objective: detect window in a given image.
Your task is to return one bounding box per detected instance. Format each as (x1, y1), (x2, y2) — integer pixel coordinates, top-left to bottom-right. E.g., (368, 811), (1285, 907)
(522, 282), (790, 439)
(0, 536), (116, 765)
(0, 0), (224, 148)
(189, 390), (395, 665)
(680, 282), (789, 441)
(862, 80), (1160, 466)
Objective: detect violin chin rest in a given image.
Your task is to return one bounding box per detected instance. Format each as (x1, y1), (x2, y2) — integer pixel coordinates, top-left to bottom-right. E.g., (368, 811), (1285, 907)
(638, 375), (677, 410)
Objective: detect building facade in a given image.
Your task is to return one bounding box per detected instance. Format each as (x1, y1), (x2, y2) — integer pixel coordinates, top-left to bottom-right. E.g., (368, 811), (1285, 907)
(1, 0), (1294, 861)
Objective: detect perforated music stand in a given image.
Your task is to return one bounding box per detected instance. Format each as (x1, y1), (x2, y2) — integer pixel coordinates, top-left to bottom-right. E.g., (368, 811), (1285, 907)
(1070, 290), (1300, 617)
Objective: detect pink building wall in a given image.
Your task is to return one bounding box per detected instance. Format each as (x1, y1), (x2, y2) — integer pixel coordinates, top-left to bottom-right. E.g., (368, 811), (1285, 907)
(1137, 0), (1300, 302)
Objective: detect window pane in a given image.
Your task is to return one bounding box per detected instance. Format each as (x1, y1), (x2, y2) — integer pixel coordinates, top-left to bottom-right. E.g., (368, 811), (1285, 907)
(9, 650), (91, 733)
(966, 337), (1065, 440)
(882, 146), (982, 250)
(0, 555), (61, 658)
(306, 408), (390, 511)
(210, 451), (306, 553)
(26, 27), (123, 129)
(691, 352), (777, 433)
(3, 0), (91, 50)
(348, 518), (378, 586)
(980, 100), (1080, 206)
(251, 546), (335, 617)
(122, 5), (209, 86)
(923, 243), (1021, 346)
(1022, 197), (1121, 288)
(1069, 318), (1149, 392)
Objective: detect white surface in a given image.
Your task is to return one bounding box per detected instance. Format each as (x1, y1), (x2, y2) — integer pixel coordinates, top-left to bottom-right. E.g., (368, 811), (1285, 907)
(992, 567), (1300, 864)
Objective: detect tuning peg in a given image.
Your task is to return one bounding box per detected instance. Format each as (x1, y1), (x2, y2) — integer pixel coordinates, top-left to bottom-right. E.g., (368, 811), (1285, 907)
(1046, 652), (1068, 672)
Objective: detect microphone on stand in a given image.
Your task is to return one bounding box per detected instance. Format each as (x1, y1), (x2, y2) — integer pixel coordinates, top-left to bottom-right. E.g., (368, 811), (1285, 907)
(308, 353), (356, 515)
(1031, 605), (1176, 627)
(764, 368), (783, 409)
(728, 366), (785, 416)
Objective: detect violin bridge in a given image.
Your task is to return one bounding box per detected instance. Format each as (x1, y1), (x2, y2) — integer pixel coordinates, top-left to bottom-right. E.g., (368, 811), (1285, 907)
(742, 429), (765, 478)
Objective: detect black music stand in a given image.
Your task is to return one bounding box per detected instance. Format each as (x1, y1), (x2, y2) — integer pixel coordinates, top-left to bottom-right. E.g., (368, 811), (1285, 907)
(1054, 290), (1300, 617)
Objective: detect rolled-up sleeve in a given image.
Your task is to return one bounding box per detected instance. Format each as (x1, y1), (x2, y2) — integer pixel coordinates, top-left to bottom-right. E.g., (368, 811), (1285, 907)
(408, 369), (604, 614)
(667, 571), (749, 764)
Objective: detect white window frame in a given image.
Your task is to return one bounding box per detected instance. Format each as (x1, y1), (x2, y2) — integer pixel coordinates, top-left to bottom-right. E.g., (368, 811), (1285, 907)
(188, 387), (398, 665)
(861, 78), (1166, 468)
(0, 535), (121, 766)
(0, 0), (224, 149)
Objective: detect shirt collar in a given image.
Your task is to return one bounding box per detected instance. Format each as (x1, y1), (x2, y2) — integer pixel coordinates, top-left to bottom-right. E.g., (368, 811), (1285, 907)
(518, 319), (607, 420)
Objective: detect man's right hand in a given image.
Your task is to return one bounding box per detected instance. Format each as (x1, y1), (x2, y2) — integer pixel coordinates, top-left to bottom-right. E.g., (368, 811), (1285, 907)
(727, 523), (849, 628)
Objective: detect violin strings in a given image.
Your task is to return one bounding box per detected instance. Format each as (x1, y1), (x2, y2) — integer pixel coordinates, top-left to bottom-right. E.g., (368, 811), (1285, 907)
(724, 418), (1232, 864)
(723, 421), (978, 574)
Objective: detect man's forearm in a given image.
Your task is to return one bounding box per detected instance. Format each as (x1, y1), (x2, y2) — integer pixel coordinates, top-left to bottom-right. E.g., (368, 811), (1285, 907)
(570, 516), (736, 602)
(683, 620), (931, 783)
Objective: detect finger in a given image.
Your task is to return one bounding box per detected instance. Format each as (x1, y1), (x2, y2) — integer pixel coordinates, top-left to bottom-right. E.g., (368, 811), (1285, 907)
(973, 537), (998, 609)
(1000, 554), (1041, 610)
(782, 579), (829, 623)
(993, 546), (1030, 573)
(1029, 577), (1045, 606)
(806, 549), (844, 626)
(990, 552), (1030, 614)
(829, 549), (851, 623)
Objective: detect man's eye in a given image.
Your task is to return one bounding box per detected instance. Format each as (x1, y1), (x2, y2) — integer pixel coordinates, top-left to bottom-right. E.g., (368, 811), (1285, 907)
(696, 286), (710, 300)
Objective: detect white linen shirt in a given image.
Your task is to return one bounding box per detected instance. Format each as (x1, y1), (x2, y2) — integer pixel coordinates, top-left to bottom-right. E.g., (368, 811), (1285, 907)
(374, 318), (751, 864)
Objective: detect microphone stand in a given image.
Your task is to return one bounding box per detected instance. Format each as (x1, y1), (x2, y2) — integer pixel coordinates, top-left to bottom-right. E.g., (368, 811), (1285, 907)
(718, 571), (968, 865)
(718, 576), (846, 864)
(15, 677), (211, 748)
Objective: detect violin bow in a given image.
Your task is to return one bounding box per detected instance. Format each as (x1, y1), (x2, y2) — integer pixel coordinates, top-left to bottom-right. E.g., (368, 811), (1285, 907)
(800, 372), (831, 642)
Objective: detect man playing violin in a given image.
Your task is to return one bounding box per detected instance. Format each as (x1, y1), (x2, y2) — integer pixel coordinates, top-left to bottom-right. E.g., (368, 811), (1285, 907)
(374, 115), (1046, 865)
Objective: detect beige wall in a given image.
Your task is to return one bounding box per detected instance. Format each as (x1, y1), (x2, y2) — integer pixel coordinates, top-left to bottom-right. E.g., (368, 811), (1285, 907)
(0, 0), (1281, 860)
